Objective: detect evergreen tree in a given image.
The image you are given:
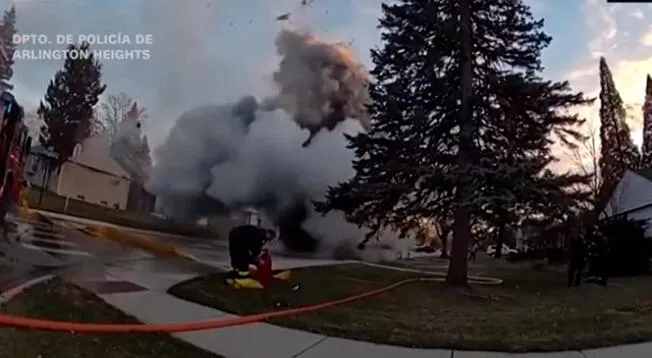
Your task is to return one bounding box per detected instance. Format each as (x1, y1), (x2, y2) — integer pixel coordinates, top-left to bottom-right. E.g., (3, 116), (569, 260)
(641, 75), (652, 168)
(0, 5), (17, 91)
(598, 58), (640, 191)
(316, 0), (589, 284)
(478, 72), (591, 257)
(39, 42), (106, 167)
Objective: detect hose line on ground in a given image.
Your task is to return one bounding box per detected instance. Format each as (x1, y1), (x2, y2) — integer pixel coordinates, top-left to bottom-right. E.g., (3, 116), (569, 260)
(10, 210), (504, 333)
(7, 278), (421, 332)
(0, 277), (468, 333)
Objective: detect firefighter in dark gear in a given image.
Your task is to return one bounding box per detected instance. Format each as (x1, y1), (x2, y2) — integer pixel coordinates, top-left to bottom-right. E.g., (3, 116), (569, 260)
(568, 236), (587, 287)
(228, 225), (275, 277)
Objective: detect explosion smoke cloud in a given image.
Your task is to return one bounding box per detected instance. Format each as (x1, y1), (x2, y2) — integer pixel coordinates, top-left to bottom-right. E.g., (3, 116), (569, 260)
(145, 29), (389, 256)
(263, 30), (371, 147)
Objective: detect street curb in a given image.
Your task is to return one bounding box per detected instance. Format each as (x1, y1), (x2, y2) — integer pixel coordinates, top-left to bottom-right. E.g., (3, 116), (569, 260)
(83, 225), (188, 259)
(0, 274), (56, 303)
(24, 208), (215, 266)
(31, 209), (217, 239)
(25, 208), (192, 261)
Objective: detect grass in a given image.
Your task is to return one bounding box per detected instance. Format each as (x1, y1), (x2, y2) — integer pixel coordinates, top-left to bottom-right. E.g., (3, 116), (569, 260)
(26, 188), (216, 237)
(0, 277), (223, 358)
(168, 261), (652, 352)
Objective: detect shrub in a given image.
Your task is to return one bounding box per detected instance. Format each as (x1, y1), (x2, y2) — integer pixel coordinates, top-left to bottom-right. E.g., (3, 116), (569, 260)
(599, 217), (651, 276)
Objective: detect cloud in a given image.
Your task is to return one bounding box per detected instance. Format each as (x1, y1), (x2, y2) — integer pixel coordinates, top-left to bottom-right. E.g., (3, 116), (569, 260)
(555, 0), (652, 172)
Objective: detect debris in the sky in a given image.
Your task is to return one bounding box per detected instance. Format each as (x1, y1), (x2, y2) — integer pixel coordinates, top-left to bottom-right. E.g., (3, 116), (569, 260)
(301, 0), (315, 6)
(276, 12), (291, 21)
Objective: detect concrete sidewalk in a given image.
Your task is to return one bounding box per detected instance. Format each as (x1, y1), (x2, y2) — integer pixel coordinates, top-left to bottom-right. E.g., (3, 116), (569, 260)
(38, 211), (649, 357)
(89, 264), (650, 358)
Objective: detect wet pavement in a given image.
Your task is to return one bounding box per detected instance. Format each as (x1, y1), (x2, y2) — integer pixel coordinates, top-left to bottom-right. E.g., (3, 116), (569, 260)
(5, 210), (426, 294)
(0, 212), (225, 294)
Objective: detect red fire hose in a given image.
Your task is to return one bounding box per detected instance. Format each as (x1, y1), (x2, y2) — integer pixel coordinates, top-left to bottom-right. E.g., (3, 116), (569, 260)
(0, 277), (425, 333)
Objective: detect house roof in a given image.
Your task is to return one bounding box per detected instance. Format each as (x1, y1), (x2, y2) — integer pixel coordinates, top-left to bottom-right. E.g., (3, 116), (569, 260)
(76, 136), (131, 179)
(633, 168), (652, 182)
(31, 138), (131, 179)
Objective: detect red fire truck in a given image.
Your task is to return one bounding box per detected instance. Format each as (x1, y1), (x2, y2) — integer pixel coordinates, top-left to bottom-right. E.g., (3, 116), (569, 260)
(0, 91), (31, 201)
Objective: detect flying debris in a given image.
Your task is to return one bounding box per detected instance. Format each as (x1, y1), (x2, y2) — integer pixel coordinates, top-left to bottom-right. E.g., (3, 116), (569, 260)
(276, 12), (291, 21)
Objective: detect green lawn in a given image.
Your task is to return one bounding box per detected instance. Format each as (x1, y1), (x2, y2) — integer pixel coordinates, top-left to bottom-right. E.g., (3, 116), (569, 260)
(168, 262), (652, 352)
(0, 277), (223, 358)
(26, 188), (216, 237)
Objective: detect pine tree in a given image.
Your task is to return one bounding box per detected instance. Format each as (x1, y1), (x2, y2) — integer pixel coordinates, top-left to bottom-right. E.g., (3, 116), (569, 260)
(598, 57), (640, 190)
(478, 72), (591, 257)
(0, 5), (17, 91)
(641, 75), (652, 168)
(316, 0), (589, 284)
(39, 42), (106, 167)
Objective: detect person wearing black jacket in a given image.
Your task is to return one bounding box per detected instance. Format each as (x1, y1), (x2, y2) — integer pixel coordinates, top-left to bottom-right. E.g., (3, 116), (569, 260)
(568, 236), (588, 287)
(228, 225), (275, 276)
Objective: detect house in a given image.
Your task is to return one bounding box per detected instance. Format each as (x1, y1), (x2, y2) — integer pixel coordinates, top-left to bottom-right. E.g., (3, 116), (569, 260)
(598, 168), (652, 236)
(126, 181), (156, 213)
(24, 135), (132, 210)
(109, 103), (152, 185)
(24, 145), (59, 191)
(110, 102), (156, 214)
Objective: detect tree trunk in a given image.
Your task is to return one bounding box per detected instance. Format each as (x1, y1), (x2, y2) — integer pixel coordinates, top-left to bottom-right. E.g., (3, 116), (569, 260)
(495, 221), (505, 258)
(446, 0), (473, 286)
(440, 225), (451, 258)
(447, 206), (471, 284)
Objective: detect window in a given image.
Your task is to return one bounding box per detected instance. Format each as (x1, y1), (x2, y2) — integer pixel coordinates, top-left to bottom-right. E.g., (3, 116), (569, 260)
(77, 195), (85, 200)
(100, 200), (108, 205)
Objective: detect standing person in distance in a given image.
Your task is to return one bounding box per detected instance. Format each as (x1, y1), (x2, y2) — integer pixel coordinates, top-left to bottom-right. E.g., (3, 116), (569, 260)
(469, 241), (479, 261)
(568, 234), (588, 287)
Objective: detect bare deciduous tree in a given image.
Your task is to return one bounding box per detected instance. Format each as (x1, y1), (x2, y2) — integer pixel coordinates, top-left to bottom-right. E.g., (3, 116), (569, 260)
(97, 92), (147, 140)
(568, 118), (602, 204)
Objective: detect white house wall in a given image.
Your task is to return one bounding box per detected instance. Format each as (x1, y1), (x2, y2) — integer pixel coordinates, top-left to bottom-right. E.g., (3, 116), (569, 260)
(601, 170), (652, 219)
(23, 154), (59, 191)
(57, 162), (130, 210)
(619, 206), (652, 237)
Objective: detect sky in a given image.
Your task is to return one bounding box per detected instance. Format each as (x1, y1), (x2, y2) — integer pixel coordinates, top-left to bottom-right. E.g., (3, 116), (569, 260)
(2, 0), (652, 170)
